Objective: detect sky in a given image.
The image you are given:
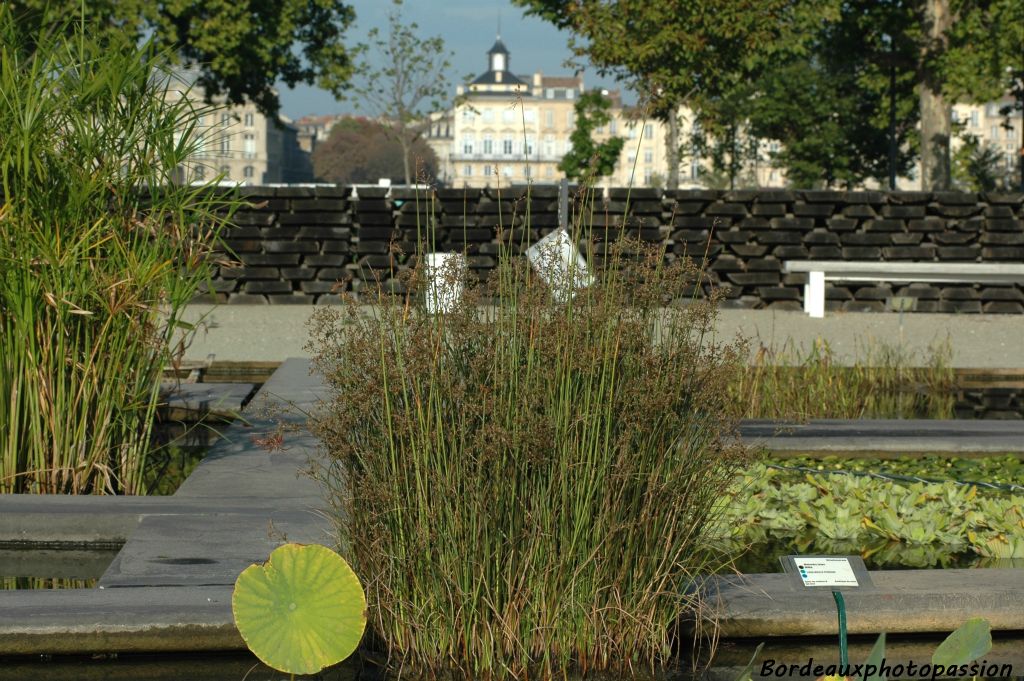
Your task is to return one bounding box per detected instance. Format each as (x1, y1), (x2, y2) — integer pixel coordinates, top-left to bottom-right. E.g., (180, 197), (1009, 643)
(276, 0), (620, 120)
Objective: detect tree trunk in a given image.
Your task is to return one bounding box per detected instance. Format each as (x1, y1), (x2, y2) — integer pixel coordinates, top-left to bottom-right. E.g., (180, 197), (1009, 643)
(919, 0), (952, 190)
(665, 107), (680, 190)
(400, 136), (412, 186)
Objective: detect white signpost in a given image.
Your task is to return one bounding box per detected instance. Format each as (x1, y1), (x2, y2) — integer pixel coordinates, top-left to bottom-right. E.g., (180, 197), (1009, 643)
(780, 554), (872, 590)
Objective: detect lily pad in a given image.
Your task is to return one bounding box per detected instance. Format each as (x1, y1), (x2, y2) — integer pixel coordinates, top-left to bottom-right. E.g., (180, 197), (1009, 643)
(232, 543), (367, 675)
(932, 617), (991, 666)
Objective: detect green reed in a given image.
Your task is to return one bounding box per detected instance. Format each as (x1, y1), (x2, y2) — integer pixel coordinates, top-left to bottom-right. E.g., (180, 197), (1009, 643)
(733, 337), (956, 420)
(0, 9), (237, 494)
(309, 185), (749, 679)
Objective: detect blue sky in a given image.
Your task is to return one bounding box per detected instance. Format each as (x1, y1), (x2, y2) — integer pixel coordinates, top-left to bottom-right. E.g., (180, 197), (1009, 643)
(277, 0), (620, 119)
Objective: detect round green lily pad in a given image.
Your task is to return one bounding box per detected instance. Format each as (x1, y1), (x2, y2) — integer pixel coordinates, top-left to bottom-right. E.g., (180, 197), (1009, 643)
(232, 543), (366, 675)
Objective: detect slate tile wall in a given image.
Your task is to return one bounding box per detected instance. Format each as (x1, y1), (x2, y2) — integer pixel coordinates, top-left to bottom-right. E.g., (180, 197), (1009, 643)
(200, 186), (1024, 313)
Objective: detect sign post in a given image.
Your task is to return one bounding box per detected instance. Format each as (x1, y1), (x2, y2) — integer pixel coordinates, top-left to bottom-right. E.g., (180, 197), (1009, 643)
(781, 555), (874, 667)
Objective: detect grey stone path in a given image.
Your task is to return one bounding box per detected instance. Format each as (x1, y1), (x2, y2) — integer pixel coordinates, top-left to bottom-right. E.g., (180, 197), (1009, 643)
(179, 306), (1024, 368)
(741, 418), (1024, 454)
(159, 382), (257, 420)
(704, 569), (1023, 639)
(1, 358), (1022, 657)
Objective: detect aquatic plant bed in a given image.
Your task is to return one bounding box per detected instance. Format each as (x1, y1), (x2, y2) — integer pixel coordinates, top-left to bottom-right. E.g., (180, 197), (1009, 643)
(2, 360), (1023, 657)
(719, 454), (1024, 569)
(768, 454), (1024, 490)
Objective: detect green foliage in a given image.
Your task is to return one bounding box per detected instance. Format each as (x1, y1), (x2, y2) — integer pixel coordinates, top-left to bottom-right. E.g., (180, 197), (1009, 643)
(347, 0), (454, 185)
(6, 0), (355, 118)
(513, 0), (831, 187)
(732, 339), (955, 420)
(776, 455), (1024, 490)
(559, 91), (626, 182)
(312, 117), (438, 185)
(942, 0), (1024, 105)
(744, 0), (919, 189)
(0, 10), (239, 494)
(232, 543), (367, 676)
(932, 618), (992, 667)
(309, 203), (750, 677)
(864, 633), (886, 681)
(952, 133), (1010, 192)
(715, 463), (1024, 566)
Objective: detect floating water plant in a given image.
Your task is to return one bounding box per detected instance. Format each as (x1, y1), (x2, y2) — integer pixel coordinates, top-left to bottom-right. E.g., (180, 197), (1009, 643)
(717, 463), (1024, 566)
(232, 543), (366, 677)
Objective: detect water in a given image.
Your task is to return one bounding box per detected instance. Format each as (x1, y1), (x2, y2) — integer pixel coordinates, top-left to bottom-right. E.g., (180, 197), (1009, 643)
(0, 653), (363, 681)
(2, 644), (1021, 681)
(0, 547), (118, 591)
(1, 420), (216, 590)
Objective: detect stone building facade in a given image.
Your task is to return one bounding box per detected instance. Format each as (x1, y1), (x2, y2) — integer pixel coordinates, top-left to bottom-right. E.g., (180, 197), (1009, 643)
(424, 38), (777, 190)
(166, 77), (311, 185)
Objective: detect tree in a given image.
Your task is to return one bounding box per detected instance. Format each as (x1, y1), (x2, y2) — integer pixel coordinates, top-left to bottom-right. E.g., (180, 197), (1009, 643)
(312, 117), (438, 185)
(559, 91), (625, 182)
(918, 0), (953, 190)
(952, 134), (1011, 191)
(512, 0), (832, 190)
(741, 0), (919, 189)
(7, 0), (356, 118)
(688, 82), (767, 190)
(942, 0), (1024, 190)
(347, 0), (454, 185)
(876, 0), (1023, 189)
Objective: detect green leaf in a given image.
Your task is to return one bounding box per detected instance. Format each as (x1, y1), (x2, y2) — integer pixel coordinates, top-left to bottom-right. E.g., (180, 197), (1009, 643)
(732, 642), (764, 681)
(864, 632), (886, 681)
(232, 543), (367, 675)
(932, 618), (992, 667)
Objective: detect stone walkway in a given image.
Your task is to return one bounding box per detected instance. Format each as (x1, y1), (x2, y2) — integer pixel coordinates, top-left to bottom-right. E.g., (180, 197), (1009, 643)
(0, 359), (329, 655)
(741, 418), (1024, 454)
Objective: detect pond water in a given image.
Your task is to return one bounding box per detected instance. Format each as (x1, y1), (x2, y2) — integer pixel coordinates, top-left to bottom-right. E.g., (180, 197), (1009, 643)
(0, 547), (119, 591)
(2, 643), (1022, 681)
(1, 419), (217, 590)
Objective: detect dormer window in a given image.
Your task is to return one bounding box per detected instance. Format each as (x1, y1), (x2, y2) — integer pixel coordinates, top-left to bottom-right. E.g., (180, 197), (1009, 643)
(492, 52), (505, 72)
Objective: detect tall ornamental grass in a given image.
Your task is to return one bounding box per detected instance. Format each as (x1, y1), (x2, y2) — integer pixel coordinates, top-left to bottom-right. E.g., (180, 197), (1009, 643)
(309, 193), (749, 679)
(0, 10), (237, 494)
(733, 338), (955, 420)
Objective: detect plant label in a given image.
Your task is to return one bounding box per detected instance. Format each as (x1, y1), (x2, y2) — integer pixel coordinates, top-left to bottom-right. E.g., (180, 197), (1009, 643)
(525, 228), (593, 303)
(780, 555), (874, 591)
(424, 252), (466, 314)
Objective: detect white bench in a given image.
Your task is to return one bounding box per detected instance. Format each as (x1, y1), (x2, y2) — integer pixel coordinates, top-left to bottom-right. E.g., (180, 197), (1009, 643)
(781, 260), (1024, 317)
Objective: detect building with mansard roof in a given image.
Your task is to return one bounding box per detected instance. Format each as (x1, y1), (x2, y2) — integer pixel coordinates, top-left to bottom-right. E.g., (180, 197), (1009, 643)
(424, 36), (731, 189)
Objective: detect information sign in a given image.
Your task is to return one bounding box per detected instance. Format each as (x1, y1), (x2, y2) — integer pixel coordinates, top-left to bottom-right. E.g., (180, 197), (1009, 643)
(780, 555), (874, 591)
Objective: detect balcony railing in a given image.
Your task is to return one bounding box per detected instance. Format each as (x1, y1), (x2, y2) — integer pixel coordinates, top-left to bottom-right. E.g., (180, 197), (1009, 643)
(449, 152), (563, 163)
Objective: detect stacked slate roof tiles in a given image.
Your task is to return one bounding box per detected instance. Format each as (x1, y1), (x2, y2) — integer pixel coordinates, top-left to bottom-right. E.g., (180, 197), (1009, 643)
(200, 186), (1024, 313)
